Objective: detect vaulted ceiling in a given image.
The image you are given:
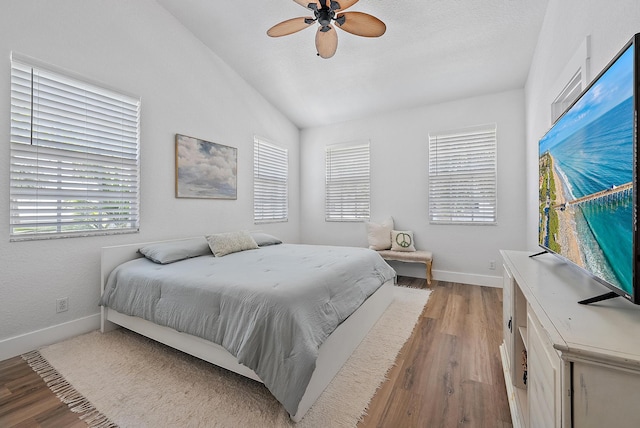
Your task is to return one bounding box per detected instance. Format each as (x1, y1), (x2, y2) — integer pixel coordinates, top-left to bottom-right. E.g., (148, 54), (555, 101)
(156, 0), (549, 129)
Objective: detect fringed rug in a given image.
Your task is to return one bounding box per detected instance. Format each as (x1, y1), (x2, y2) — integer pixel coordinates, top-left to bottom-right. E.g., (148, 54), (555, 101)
(23, 286), (430, 427)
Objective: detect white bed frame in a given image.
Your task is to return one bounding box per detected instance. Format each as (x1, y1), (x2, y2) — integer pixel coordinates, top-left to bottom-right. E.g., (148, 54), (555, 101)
(100, 238), (394, 422)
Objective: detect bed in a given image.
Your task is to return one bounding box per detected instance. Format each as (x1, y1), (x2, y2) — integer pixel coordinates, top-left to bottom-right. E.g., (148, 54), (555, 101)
(99, 233), (396, 422)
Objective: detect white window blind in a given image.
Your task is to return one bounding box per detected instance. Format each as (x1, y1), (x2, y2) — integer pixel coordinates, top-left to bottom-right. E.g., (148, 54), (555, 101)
(325, 142), (370, 221)
(253, 137), (288, 223)
(10, 57), (140, 240)
(428, 124), (497, 224)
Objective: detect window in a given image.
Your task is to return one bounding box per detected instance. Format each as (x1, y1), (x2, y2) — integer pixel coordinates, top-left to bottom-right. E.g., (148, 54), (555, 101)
(10, 55), (140, 240)
(550, 35), (590, 123)
(325, 141), (370, 221)
(551, 70), (583, 123)
(253, 137), (288, 223)
(428, 124), (497, 224)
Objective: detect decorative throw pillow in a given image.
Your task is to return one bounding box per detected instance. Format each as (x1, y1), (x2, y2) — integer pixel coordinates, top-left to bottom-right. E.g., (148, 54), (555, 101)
(250, 232), (283, 247)
(139, 237), (212, 264)
(391, 230), (416, 252)
(206, 230), (259, 257)
(365, 217), (394, 250)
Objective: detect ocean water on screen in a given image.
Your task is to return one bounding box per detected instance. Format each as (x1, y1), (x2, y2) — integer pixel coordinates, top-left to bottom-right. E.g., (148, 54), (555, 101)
(551, 97), (634, 295)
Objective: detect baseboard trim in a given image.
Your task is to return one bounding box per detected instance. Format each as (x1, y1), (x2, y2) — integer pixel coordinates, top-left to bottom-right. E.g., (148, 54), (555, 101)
(434, 270), (502, 288)
(390, 262), (502, 287)
(0, 313), (100, 361)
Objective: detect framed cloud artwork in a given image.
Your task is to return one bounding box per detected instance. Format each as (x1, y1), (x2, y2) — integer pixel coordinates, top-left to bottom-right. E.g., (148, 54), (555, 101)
(175, 134), (237, 199)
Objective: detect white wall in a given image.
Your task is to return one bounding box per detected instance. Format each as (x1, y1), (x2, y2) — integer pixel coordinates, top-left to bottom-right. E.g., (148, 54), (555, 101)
(525, 0), (640, 249)
(300, 89), (528, 286)
(0, 0), (300, 359)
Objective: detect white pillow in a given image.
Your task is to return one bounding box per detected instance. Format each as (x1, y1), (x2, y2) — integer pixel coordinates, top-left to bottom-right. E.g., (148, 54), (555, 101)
(391, 230), (416, 252)
(365, 217), (394, 250)
(206, 230), (259, 257)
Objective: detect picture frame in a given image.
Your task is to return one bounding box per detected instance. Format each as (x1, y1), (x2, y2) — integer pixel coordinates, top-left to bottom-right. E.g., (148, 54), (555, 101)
(175, 134), (237, 199)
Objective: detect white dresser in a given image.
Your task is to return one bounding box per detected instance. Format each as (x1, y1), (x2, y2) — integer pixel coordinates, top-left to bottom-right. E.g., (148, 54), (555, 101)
(500, 250), (640, 428)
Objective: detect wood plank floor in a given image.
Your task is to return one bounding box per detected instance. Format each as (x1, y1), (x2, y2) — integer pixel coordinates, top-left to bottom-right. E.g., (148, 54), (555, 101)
(0, 277), (511, 427)
(359, 277), (512, 428)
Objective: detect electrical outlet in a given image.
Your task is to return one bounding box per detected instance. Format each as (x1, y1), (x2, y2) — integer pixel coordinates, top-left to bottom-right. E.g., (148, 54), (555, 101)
(489, 260), (496, 270)
(56, 297), (68, 313)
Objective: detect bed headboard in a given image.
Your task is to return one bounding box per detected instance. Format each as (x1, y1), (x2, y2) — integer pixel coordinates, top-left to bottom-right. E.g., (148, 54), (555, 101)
(101, 242), (144, 294)
(100, 237), (202, 293)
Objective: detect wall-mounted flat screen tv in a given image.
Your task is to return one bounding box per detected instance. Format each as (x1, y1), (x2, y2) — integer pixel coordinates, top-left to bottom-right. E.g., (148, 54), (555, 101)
(538, 33), (640, 305)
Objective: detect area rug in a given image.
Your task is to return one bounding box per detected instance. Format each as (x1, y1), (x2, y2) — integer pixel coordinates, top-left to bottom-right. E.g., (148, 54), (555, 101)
(23, 286), (430, 427)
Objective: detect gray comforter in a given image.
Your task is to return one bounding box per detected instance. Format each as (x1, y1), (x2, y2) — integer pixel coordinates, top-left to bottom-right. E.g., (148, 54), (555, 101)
(100, 244), (396, 416)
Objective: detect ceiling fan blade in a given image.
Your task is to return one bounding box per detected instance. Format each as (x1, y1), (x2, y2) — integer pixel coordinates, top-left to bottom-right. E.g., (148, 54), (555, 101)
(333, 0), (359, 11)
(315, 25), (338, 58)
(293, 0), (321, 9)
(267, 17), (314, 37)
(335, 11), (386, 37)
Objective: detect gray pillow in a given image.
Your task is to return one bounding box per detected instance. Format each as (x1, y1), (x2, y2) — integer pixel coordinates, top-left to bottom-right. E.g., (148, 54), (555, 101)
(250, 232), (282, 247)
(206, 230), (259, 257)
(139, 237), (211, 264)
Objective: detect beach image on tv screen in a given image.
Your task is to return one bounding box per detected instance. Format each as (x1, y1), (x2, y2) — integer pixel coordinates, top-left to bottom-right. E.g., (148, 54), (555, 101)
(538, 45), (634, 296)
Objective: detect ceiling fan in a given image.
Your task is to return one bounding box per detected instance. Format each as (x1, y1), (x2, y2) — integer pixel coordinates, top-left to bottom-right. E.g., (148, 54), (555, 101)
(267, 0), (386, 59)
